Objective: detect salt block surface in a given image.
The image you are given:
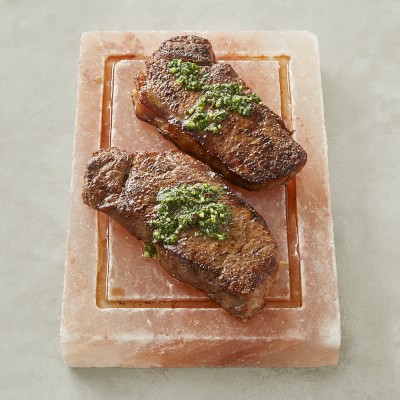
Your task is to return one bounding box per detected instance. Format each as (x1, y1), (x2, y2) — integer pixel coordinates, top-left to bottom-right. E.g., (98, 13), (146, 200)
(108, 59), (289, 302)
(61, 31), (340, 368)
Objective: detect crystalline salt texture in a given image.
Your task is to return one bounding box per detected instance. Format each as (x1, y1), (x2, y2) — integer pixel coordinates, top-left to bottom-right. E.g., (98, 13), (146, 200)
(61, 31), (340, 368)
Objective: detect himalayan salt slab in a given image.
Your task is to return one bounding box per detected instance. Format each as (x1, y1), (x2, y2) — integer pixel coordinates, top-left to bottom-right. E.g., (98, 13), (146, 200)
(61, 31), (340, 367)
(108, 59), (290, 303)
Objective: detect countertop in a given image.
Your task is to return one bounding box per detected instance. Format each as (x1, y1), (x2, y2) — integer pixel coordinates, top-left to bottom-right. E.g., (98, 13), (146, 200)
(1, 0), (399, 398)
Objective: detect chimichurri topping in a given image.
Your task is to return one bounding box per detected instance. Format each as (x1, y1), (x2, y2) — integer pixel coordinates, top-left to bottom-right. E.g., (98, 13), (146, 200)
(143, 242), (158, 259)
(168, 58), (204, 92)
(148, 183), (231, 246)
(167, 59), (262, 133)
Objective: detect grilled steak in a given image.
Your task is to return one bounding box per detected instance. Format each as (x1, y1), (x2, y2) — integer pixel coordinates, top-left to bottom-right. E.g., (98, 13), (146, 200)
(132, 35), (307, 190)
(82, 147), (278, 320)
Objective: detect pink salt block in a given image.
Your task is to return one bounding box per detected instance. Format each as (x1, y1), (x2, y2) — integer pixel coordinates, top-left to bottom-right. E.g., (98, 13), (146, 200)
(61, 31), (340, 367)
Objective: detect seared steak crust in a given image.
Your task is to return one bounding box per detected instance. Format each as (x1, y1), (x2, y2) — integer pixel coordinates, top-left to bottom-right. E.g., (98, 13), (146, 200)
(152, 35), (216, 65)
(132, 35), (307, 190)
(82, 148), (278, 320)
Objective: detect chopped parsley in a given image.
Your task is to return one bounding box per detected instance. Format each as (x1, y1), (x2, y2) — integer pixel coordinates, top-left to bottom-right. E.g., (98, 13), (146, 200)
(168, 58), (204, 92)
(167, 59), (262, 133)
(148, 183), (231, 245)
(143, 242), (158, 259)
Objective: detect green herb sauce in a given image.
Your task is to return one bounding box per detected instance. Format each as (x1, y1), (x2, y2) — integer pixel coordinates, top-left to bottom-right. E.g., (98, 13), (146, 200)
(143, 242), (158, 259)
(148, 183), (231, 245)
(167, 59), (262, 133)
(168, 58), (204, 92)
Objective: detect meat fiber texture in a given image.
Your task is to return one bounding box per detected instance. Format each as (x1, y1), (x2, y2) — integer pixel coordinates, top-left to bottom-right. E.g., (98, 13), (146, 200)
(61, 31), (340, 368)
(82, 148), (278, 320)
(132, 35), (307, 190)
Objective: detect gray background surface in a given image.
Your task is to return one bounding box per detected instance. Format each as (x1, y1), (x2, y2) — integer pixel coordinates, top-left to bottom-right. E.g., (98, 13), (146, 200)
(1, 0), (399, 399)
